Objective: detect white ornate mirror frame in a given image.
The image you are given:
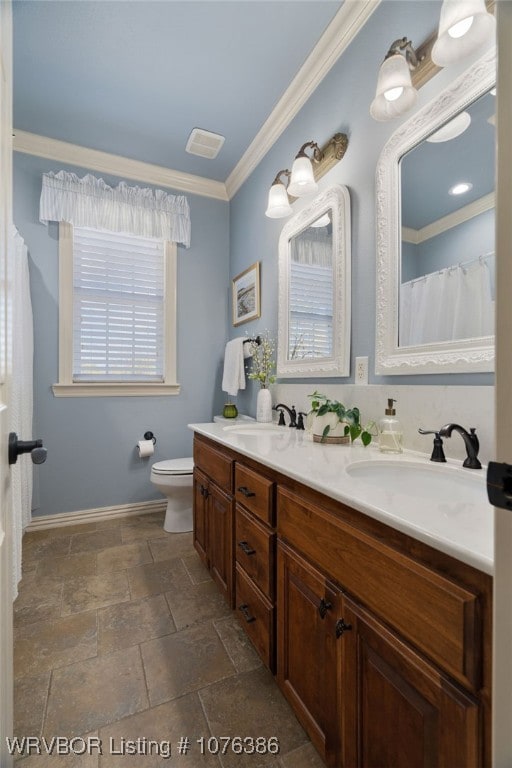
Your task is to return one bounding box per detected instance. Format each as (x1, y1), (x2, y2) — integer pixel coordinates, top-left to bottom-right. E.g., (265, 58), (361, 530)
(375, 48), (496, 375)
(277, 184), (351, 378)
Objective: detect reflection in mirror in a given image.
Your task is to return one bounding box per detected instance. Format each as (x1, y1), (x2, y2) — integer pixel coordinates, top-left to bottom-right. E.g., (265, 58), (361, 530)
(278, 185), (351, 378)
(399, 90), (495, 348)
(375, 49), (495, 374)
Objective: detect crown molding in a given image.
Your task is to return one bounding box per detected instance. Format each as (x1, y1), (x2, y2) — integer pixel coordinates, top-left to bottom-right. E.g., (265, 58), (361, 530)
(402, 192), (495, 244)
(13, 129), (229, 201)
(225, 0), (381, 199)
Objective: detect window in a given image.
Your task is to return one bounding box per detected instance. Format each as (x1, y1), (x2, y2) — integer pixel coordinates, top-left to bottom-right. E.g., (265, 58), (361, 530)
(53, 223), (179, 396)
(289, 261), (333, 359)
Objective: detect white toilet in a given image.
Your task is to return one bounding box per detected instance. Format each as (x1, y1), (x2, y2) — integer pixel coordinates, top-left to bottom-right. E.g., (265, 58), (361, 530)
(150, 457), (194, 533)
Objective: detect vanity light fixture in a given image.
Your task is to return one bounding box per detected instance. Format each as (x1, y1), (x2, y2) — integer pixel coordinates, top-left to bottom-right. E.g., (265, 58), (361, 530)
(265, 133), (348, 218)
(431, 0), (496, 67)
(370, 38), (422, 122)
(265, 169), (292, 219)
(288, 141), (321, 197)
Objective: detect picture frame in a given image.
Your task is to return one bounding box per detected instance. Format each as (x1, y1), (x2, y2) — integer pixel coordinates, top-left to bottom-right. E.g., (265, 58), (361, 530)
(232, 261), (261, 326)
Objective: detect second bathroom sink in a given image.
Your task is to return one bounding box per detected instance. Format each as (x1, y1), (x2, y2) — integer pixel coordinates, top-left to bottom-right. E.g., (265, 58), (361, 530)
(345, 460), (487, 504)
(222, 423), (284, 436)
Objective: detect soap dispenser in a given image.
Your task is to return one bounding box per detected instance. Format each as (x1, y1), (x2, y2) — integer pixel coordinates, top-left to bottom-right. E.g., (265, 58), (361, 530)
(379, 399), (403, 454)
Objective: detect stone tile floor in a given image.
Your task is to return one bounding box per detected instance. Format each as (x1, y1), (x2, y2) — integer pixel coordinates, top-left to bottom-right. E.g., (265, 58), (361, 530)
(13, 510), (324, 767)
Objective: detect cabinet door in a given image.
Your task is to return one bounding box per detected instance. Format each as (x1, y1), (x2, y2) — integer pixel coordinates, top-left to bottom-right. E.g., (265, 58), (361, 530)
(193, 468), (209, 567)
(341, 596), (480, 768)
(277, 542), (339, 767)
(208, 483), (234, 606)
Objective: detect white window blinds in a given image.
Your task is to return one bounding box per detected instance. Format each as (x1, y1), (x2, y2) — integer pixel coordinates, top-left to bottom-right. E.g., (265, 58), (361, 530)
(289, 262), (333, 359)
(72, 227), (165, 381)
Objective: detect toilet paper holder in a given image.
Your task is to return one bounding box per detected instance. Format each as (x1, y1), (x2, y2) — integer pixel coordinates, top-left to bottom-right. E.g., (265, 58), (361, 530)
(142, 431), (156, 445)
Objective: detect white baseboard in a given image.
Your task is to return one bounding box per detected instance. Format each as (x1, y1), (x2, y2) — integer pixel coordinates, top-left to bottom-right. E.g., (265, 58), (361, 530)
(26, 499), (167, 532)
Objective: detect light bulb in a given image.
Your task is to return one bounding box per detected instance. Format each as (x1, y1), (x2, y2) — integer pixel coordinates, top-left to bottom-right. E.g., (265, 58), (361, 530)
(448, 15), (474, 38)
(384, 86), (404, 102)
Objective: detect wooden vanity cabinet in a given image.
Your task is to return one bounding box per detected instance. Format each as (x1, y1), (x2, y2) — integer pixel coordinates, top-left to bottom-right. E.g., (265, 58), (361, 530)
(277, 541), (340, 767)
(193, 438), (234, 606)
(340, 596), (479, 768)
(277, 485), (491, 767)
(192, 435), (492, 766)
(234, 462), (276, 671)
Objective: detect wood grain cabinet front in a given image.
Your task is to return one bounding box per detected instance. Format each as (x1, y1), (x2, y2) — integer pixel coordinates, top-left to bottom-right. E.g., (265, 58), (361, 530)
(233, 461), (276, 671)
(192, 435), (492, 766)
(192, 438), (234, 606)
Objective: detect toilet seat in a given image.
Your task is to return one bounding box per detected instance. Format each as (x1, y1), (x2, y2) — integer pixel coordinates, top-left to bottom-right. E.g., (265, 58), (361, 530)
(151, 457), (193, 476)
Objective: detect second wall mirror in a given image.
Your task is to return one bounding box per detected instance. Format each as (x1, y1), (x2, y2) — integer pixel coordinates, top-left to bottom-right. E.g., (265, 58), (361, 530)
(375, 48), (495, 375)
(277, 185), (351, 378)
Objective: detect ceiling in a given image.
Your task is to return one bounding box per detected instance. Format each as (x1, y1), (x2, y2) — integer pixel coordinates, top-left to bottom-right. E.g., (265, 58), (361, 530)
(12, 0), (348, 191)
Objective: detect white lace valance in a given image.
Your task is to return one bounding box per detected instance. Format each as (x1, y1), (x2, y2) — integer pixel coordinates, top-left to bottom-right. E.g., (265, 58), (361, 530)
(39, 171), (191, 248)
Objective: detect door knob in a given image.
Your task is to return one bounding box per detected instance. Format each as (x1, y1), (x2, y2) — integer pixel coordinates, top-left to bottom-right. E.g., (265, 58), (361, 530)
(8, 432), (47, 465)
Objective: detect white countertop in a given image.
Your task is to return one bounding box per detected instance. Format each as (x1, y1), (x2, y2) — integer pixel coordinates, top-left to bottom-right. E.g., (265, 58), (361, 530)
(189, 422), (494, 576)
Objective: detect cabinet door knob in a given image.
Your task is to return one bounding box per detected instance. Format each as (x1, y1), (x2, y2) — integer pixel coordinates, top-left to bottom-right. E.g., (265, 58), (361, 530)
(238, 540), (256, 556)
(238, 603), (256, 623)
(318, 598), (333, 619)
(237, 486), (256, 498)
(200, 484), (209, 498)
(335, 618), (352, 638)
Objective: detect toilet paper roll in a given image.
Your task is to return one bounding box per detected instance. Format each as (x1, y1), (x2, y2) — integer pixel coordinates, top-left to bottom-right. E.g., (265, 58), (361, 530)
(137, 439), (155, 458)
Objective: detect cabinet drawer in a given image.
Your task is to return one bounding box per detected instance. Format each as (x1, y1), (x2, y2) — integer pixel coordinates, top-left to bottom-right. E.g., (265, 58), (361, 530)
(236, 563), (274, 671)
(193, 439), (233, 493)
(235, 464), (274, 524)
(277, 487), (481, 690)
(235, 505), (275, 600)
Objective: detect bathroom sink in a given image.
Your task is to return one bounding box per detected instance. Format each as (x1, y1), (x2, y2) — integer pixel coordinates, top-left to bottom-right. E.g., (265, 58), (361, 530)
(222, 423), (284, 436)
(345, 460), (487, 504)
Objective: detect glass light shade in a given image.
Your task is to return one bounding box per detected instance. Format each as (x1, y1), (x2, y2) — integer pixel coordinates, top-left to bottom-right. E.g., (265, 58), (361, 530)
(426, 110), (471, 142)
(288, 156), (318, 197)
(265, 182), (292, 219)
(370, 54), (418, 122)
(431, 0), (496, 67)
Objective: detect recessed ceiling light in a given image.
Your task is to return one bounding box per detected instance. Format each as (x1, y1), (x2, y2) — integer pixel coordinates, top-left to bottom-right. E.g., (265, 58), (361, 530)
(426, 111), (471, 143)
(186, 128), (225, 159)
(449, 181), (473, 195)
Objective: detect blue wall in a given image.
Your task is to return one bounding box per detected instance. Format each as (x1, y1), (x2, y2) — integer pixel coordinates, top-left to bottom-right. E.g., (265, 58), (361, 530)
(230, 0), (494, 418)
(14, 153), (229, 517)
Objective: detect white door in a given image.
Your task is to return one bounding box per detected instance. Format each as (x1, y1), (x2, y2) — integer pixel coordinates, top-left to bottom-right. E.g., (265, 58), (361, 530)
(493, 3), (512, 764)
(0, 2), (14, 766)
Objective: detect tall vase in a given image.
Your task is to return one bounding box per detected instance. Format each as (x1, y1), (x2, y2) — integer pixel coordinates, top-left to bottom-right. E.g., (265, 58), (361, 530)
(256, 387), (272, 423)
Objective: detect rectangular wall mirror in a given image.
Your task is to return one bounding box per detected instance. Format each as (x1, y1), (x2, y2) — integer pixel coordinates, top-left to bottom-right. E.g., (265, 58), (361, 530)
(375, 49), (495, 375)
(277, 185), (351, 378)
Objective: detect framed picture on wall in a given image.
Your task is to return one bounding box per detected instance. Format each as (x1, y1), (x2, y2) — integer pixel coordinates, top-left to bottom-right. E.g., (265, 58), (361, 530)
(232, 262), (261, 326)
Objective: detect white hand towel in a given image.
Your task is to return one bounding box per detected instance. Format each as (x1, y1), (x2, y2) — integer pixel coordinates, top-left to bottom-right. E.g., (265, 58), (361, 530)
(222, 338), (246, 397)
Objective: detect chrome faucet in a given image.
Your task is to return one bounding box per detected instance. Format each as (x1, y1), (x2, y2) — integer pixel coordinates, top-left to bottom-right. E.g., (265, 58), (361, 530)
(274, 403), (297, 428)
(438, 423), (482, 469)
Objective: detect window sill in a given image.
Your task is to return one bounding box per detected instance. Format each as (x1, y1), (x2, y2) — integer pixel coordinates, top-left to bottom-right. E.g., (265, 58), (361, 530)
(52, 382), (181, 397)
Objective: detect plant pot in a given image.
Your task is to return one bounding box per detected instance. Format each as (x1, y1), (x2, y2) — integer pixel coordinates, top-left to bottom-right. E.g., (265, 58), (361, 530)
(256, 388), (272, 423)
(310, 413), (350, 444)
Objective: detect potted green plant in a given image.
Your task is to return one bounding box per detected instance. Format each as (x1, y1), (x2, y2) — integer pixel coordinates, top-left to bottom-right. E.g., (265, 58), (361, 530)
(308, 391), (375, 445)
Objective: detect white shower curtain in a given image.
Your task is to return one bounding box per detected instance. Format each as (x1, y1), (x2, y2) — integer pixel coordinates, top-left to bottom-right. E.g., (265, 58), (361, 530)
(10, 227), (34, 600)
(400, 258), (494, 347)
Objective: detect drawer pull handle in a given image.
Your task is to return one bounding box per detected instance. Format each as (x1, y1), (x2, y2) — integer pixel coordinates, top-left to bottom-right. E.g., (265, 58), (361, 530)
(238, 540), (256, 556)
(238, 603), (256, 623)
(318, 598), (332, 619)
(237, 486), (256, 498)
(200, 484), (209, 499)
(335, 618), (352, 638)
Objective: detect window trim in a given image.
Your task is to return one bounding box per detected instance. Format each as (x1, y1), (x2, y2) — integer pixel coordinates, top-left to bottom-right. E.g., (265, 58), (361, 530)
(53, 222), (180, 397)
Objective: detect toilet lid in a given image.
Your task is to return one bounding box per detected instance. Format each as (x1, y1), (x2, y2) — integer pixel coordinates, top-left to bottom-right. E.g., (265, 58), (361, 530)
(151, 457), (194, 475)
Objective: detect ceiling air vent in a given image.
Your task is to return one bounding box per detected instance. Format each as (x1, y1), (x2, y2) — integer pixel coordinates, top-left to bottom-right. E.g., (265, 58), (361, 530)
(186, 128), (225, 159)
